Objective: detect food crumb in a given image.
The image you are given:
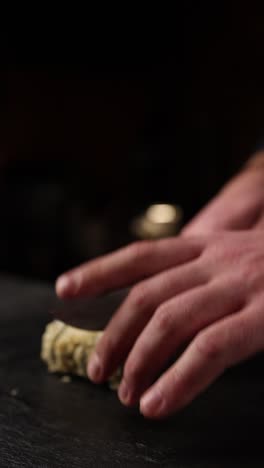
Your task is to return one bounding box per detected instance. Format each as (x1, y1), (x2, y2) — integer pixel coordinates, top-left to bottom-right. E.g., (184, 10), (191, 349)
(61, 375), (72, 383)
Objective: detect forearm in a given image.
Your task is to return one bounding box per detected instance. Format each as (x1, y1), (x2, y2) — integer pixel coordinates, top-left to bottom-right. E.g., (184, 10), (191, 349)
(182, 150), (264, 235)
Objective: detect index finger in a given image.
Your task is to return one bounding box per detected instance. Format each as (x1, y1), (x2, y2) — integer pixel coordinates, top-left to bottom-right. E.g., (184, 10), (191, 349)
(56, 237), (204, 299)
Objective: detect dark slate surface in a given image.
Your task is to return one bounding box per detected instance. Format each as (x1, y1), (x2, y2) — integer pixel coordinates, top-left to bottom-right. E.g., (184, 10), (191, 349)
(0, 275), (264, 467)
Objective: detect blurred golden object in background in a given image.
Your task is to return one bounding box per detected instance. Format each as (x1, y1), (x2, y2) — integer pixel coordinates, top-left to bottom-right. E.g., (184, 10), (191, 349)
(131, 203), (183, 239)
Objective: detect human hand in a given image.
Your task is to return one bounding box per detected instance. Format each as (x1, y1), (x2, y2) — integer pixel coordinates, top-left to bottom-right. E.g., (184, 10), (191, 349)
(56, 231), (264, 419)
(182, 151), (264, 236)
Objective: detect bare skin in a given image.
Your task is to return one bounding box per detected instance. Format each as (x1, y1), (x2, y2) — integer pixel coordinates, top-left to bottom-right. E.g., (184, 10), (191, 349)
(56, 151), (264, 419)
(182, 151), (264, 235)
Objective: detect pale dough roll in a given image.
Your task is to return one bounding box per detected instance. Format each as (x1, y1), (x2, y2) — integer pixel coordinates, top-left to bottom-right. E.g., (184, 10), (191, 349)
(41, 320), (121, 390)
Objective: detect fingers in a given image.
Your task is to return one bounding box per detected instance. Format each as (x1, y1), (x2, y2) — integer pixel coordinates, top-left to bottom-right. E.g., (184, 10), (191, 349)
(56, 237), (204, 299)
(140, 306), (263, 419)
(118, 275), (244, 406)
(87, 259), (207, 383)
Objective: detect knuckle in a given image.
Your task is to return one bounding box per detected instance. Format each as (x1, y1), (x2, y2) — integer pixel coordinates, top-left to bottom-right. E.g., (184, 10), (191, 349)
(195, 331), (224, 362)
(88, 259), (104, 281)
(154, 304), (175, 333)
(128, 283), (150, 310)
(239, 255), (264, 290)
(239, 260), (257, 284)
(97, 333), (115, 362)
(203, 237), (240, 264)
(200, 242), (218, 265)
(171, 364), (184, 387)
(128, 241), (153, 262)
(123, 357), (142, 383)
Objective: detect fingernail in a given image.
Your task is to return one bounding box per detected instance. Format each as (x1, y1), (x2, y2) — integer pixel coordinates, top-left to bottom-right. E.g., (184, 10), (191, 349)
(56, 275), (78, 297)
(87, 353), (102, 382)
(140, 388), (163, 416)
(118, 379), (129, 403)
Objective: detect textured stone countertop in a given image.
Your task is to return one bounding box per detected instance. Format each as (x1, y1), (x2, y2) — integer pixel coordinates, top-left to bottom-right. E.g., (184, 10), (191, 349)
(0, 275), (264, 467)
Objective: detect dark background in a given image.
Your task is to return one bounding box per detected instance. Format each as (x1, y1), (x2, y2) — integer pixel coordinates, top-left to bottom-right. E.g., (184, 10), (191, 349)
(1, 4), (264, 282)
